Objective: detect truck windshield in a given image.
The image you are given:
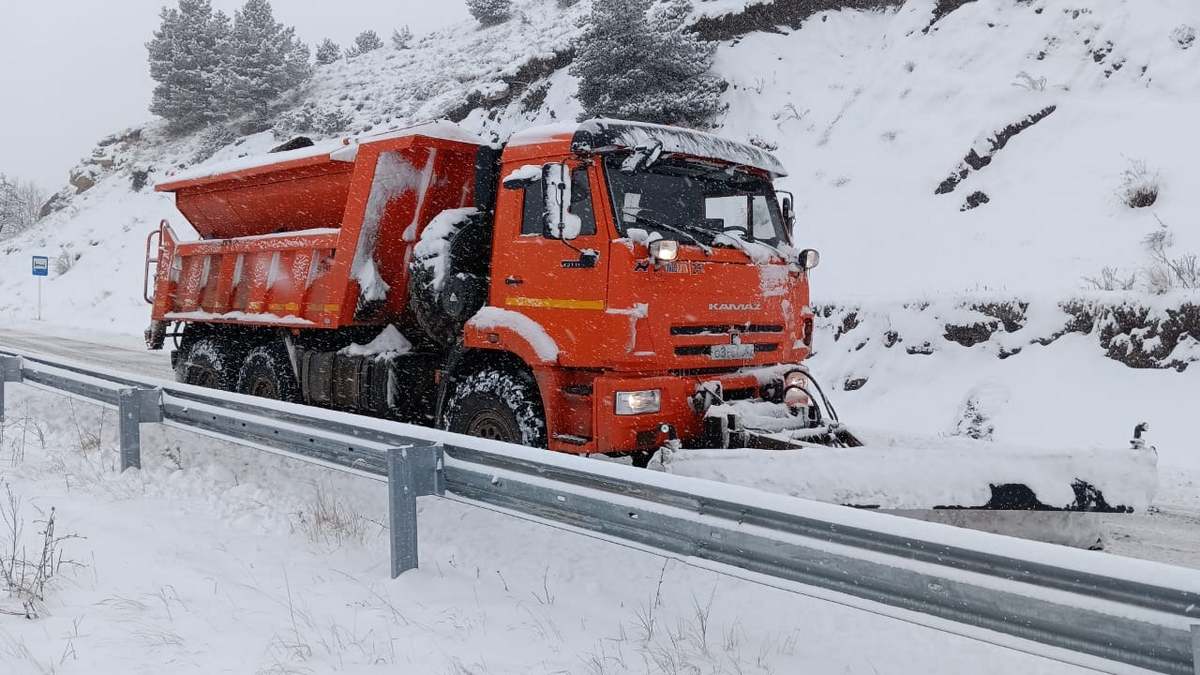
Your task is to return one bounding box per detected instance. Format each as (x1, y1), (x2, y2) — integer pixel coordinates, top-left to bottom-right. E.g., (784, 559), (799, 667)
(604, 154), (790, 249)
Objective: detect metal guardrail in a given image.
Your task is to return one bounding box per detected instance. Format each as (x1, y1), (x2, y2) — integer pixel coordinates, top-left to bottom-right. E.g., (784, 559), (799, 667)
(1, 347), (1198, 674)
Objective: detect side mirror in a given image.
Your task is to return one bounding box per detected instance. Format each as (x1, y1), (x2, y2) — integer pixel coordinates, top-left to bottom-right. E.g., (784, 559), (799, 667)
(780, 194), (796, 228)
(798, 248), (820, 271)
(542, 163), (581, 240)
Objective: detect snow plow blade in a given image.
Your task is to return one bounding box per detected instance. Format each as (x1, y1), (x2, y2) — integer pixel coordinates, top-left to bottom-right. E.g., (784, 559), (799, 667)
(665, 428), (1157, 513)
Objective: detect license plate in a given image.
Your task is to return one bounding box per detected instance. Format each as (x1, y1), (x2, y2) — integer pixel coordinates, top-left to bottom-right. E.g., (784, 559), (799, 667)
(710, 343), (756, 361)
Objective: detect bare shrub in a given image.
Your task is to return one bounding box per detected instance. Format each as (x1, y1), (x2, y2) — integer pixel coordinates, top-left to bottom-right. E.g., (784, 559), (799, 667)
(1091, 217), (1200, 294)
(1140, 217), (1200, 294)
(1171, 25), (1196, 50)
(1, 482), (82, 618)
(1145, 247), (1200, 294)
(161, 445), (184, 471)
(1, 402), (47, 466)
(1118, 159), (1160, 208)
(65, 398), (105, 454)
(1083, 266), (1137, 291)
(54, 248), (80, 275)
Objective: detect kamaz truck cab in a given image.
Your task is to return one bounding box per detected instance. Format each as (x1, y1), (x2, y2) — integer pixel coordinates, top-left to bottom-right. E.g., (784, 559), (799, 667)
(469, 120), (825, 459)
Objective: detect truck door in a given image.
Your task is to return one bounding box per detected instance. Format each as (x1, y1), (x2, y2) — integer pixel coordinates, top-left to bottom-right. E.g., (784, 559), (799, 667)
(491, 161), (609, 364)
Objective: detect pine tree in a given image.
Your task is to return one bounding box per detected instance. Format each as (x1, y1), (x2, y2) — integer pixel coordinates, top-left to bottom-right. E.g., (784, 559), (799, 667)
(391, 26), (413, 50)
(346, 30), (384, 57)
(146, 0), (232, 133)
(571, 0), (724, 128)
(222, 0), (312, 124)
(466, 0), (512, 26)
(315, 38), (341, 65)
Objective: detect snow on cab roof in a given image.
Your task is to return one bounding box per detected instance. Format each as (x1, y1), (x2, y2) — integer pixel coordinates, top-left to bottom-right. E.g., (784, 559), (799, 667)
(508, 118), (788, 177)
(158, 121), (489, 189)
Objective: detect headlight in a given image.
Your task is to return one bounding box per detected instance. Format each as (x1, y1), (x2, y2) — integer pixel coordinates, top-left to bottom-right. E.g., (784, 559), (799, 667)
(649, 240), (678, 263)
(783, 370), (811, 408)
(615, 389), (662, 416)
(784, 370), (808, 389)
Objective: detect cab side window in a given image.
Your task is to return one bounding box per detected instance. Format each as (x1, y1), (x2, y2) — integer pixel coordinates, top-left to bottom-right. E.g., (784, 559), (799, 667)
(521, 179), (544, 236)
(520, 167), (596, 237)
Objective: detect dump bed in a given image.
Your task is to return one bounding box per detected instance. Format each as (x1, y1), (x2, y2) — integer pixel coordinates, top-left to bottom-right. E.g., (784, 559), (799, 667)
(149, 123), (490, 330)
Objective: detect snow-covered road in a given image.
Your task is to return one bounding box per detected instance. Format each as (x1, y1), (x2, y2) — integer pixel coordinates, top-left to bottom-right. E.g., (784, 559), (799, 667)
(0, 323), (173, 380)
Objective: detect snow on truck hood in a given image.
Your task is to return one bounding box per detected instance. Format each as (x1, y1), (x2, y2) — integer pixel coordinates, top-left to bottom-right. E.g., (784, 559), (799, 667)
(508, 118), (788, 177)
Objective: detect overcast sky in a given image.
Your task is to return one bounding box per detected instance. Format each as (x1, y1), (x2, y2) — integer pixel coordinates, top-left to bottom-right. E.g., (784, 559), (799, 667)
(0, 0), (469, 188)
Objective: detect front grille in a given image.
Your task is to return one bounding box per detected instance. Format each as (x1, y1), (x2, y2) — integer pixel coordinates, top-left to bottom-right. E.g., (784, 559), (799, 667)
(671, 324), (784, 336)
(670, 366), (742, 377)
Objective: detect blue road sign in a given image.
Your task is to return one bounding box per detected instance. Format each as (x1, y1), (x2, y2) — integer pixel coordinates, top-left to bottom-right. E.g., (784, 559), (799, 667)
(32, 256), (49, 277)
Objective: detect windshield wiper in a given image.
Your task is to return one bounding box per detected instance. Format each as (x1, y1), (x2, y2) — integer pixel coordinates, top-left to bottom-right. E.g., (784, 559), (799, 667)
(628, 204), (732, 244)
(621, 207), (713, 255)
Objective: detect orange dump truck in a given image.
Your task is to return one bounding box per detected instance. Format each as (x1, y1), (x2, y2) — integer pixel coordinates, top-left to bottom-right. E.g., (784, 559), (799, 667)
(146, 119), (839, 465)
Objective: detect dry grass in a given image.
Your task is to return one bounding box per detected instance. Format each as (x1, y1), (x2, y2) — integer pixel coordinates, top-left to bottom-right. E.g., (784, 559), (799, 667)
(292, 486), (381, 549)
(0, 482), (82, 619)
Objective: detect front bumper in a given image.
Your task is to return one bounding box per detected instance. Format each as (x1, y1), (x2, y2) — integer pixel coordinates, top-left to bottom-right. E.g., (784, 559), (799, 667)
(588, 364), (816, 452)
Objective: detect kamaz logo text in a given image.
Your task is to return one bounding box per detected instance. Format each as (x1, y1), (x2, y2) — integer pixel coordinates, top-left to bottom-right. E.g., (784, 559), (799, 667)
(708, 303), (762, 311)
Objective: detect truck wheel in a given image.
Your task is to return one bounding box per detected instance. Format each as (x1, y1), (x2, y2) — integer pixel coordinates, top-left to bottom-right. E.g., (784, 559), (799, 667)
(175, 335), (241, 391)
(236, 343), (300, 402)
(444, 367), (547, 448)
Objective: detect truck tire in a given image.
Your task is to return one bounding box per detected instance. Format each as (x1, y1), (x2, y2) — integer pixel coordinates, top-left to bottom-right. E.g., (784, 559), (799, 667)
(443, 367), (547, 448)
(236, 342), (300, 402)
(175, 335), (242, 391)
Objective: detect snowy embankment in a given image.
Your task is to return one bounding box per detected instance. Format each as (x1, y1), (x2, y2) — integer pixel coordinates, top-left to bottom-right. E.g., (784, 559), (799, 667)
(716, 0), (1200, 298)
(0, 386), (1098, 674)
(808, 296), (1200, 471)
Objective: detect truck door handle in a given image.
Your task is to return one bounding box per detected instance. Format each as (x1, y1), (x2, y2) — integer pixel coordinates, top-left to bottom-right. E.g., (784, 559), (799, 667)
(505, 276), (524, 286)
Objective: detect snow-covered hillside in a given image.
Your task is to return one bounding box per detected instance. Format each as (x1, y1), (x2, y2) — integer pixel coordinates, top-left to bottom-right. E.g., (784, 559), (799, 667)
(4, 0), (1198, 310)
(0, 1), (1196, 460)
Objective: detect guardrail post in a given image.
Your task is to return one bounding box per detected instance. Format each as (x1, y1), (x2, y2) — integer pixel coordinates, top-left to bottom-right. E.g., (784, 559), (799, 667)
(117, 387), (163, 472)
(0, 356), (22, 424)
(387, 443), (443, 578)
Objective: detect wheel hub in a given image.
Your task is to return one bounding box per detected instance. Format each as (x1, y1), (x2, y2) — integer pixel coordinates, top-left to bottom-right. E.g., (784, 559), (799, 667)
(468, 410), (515, 442)
(250, 378), (278, 399)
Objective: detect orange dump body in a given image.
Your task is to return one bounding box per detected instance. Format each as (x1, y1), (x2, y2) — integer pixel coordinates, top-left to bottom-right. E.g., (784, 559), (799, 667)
(151, 130), (487, 329)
